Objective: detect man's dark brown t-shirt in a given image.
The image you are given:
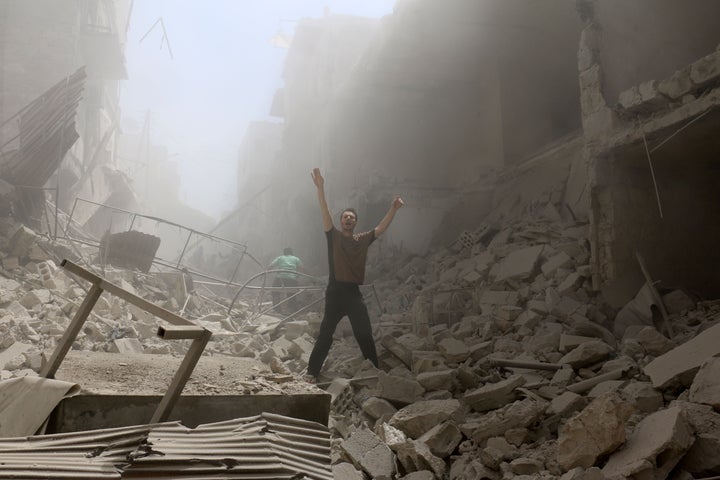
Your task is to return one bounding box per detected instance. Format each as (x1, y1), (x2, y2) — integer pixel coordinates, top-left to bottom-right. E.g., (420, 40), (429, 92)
(326, 227), (375, 284)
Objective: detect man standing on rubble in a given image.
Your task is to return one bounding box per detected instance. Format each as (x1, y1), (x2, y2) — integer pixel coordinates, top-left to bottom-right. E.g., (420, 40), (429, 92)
(306, 167), (404, 382)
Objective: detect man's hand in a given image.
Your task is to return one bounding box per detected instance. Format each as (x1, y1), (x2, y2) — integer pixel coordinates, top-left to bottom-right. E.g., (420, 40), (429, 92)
(311, 168), (324, 189)
(392, 196), (404, 210)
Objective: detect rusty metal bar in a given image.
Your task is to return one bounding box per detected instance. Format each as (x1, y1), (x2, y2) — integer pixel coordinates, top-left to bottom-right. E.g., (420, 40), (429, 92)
(41, 283), (103, 379)
(48, 259), (212, 424)
(150, 328), (212, 423)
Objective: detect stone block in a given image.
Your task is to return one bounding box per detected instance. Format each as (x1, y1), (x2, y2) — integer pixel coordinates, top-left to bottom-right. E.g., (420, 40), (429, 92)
(377, 371), (425, 406)
(394, 440), (446, 478)
(661, 289), (695, 314)
(559, 467), (606, 480)
(479, 290), (520, 306)
(658, 65), (695, 99)
(464, 398), (547, 444)
(411, 351), (447, 374)
(557, 392), (633, 470)
(418, 421), (462, 458)
(602, 406), (693, 480)
(332, 462), (365, 480)
(340, 429), (396, 480)
(469, 340), (493, 361)
(9, 225), (38, 258)
(491, 245), (544, 282)
(464, 375), (525, 413)
(559, 334), (595, 353)
(559, 340), (613, 369)
(542, 252), (573, 276)
(362, 397), (397, 420)
(621, 381), (663, 413)
(690, 50), (720, 87)
(557, 272), (582, 295)
(0, 342), (33, 370)
(548, 391), (585, 417)
(416, 369), (454, 391)
(689, 356), (720, 409)
(436, 337), (469, 363)
(381, 335), (413, 367)
(674, 401), (720, 475)
(389, 399), (462, 439)
(327, 378), (353, 415)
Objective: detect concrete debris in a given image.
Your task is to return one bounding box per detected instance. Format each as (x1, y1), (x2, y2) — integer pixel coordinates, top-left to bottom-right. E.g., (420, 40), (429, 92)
(1, 150), (719, 479)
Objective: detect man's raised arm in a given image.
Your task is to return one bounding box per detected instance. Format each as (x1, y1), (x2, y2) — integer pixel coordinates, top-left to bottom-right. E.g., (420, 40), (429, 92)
(311, 168), (333, 232)
(374, 196), (404, 237)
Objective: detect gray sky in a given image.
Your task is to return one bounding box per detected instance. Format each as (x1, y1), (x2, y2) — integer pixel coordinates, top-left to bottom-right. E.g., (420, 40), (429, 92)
(121, 0), (395, 220)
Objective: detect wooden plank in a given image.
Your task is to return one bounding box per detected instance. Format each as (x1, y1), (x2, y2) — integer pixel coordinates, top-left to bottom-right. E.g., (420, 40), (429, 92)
(151, 329), (212, 423)
(41, 283), (103, 379)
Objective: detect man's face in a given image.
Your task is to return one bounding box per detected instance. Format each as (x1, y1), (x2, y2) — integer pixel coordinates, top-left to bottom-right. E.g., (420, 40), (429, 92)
(341, 211), (357, 231)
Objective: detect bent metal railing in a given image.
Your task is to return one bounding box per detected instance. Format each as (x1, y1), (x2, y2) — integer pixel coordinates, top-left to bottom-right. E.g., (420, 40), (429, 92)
(41, 260), (212, 423)
(228, 269), (383, 324)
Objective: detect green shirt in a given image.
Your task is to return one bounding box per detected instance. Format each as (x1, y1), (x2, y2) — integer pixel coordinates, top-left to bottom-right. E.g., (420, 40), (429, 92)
(270, 254), (302, 279)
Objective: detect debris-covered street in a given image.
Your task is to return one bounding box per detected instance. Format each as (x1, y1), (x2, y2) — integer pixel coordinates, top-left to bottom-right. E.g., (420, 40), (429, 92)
(1, 1), (720, 479)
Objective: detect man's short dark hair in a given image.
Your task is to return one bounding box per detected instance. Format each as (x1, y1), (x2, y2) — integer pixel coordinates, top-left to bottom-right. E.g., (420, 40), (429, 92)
(340, 208), (358, 221)
(283, 247), (293, 255)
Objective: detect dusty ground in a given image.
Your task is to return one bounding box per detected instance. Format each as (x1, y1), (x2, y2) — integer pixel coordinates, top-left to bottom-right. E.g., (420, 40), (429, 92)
(56, 350), (318, 396)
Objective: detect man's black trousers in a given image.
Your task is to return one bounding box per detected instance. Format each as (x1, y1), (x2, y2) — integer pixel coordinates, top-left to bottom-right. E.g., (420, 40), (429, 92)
(307, 282), (378, 376)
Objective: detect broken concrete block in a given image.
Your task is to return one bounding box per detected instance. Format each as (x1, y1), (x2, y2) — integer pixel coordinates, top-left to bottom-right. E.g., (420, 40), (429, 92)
(411, 351), (447, 374)
(388, 399), (462, 439)
(418, 421), (462, 458)
(463, 398), (547, 444)
(557, 392), (633, 470)
(377, 371), (425, 405)
(340, 429), (396, 480)
(643, 321), (720, 389)
(327, 378), (354, 415)
(436, 337), (469, 363)
(688, 357), (720, 409)
(416, 369), (454, 391)
(542, 252), (573, 277)
(559, 334), (595, 354)
(362, 397), (398, 420)
(375, 422), (408, 449)
(547, 391), (585, 417)
(602, 406), (693, 480)
(394, 440), (446, 478)
(464, 375), (525, 413)
(621, 381), (663, 413)
(673, 400), (720, 476)
(509, 457), (544, 475)
(557, 272), (582, 296)
(332, 462), (365, 480)
(9, 226), (38, 258)
(631, 326), (672, 356)
(690, 50), (720, 87)
(397, 471), (435, 480)
(381, 335), (413, 367)
(558, 340), (613, 369)
(491, 245), (544, 282)
(657, 65), (695, 99)
(558, 467), (606, 480)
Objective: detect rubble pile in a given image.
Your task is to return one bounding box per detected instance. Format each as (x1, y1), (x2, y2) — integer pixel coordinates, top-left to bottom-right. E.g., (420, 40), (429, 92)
(2, 197), (720, 479)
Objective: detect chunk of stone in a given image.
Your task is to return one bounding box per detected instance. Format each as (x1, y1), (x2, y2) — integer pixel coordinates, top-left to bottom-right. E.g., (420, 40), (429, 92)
(661, 289), (695, 314)
(332, 462), (365, 480)
(377, 371), (425, 405)
(548, 391), (585, 417)
(492, 245), (544, 282)
(393, 440), (446, 479)
(464, 375), (525, 413)
(362, 397), (398, 420)
(690, 50), (720, 87)
(621, 381), (663, 413)
(340, 429), (396, 480)
(643, 321), (720, 389)
(0, 343), (34, 370)
(9, 226), (38, 257)
(464, 398), (547, 444)
(602, 406), (693, 480)
(479, 290), (520, 306)
(689, 356), (720, 409)
(436, 337), (470, 363)
(673, 400), (720, 476)
(558, 467), (606, 480)
(398, 471), (435, 480)
(542, 252), (573, 276)
(657, 66), (694, 99)
(375, 422), (408, 449)
(389, 399), (462, 439)
(381, 335), (413, 367)
(631, 326), (672, 356)
(110, 338), (144, 354)
(558, 340), (613, 369)
(557, 392), (633, 470)
(418, 421), (462, 458)
(416, 369), (454, 391)
(558, 272), (582, 295)
(510, 457), (544, 475)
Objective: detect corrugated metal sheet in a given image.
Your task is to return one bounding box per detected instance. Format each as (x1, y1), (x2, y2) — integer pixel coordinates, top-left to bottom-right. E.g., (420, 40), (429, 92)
(0, 413), (333, 479)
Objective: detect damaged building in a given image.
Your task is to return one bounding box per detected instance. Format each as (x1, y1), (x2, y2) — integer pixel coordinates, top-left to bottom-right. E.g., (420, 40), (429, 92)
(2, 0), (720, 479)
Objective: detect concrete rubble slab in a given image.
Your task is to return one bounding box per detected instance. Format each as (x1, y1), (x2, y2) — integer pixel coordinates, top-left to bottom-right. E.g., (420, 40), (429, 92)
(491, 245), (544, 282)
(464, 375), (525, 413)
(558, 340), (613, 369)
(601, 406), (694, 480)
(418, 420), (462, 458)
(643, 321), (720, 389)
(688, 356), (720, 409)
(376, 371), (425, 405)
(463, 397), (547, 444)
(388, 398), (463, 439)
(340, 428), (396, 480)
(393, 439), (446, 478)
(557, 392), (633, 470)
(673, 400), (720, 476)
